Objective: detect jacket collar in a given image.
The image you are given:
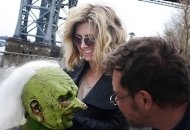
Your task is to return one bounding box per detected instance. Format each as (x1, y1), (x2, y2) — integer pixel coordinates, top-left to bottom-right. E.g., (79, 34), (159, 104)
(71, 59), (116, 109)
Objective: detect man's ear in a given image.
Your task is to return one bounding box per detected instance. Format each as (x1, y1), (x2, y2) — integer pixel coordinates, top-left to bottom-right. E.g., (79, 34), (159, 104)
(138, 90), (153, 111)
(30, 100), (44, 122)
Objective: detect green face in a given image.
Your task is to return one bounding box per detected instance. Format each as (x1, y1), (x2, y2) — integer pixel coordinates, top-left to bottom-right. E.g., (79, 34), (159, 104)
(21, 67), (87, 129)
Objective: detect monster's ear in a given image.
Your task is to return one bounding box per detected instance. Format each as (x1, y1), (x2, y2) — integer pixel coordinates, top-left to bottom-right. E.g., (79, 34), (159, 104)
(30, 100), (44, 122)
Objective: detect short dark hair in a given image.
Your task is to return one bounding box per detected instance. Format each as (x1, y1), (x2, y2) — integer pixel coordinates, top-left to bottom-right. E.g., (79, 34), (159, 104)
(103, 37), (190, 108)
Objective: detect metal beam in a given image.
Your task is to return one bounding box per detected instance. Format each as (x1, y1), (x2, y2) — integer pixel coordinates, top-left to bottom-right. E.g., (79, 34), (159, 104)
(138, 0), (185, 8)
(13, 0), (78, 44)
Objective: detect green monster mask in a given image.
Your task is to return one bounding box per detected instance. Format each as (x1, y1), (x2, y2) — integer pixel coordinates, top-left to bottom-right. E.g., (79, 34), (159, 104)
(21, 67), (87, 130)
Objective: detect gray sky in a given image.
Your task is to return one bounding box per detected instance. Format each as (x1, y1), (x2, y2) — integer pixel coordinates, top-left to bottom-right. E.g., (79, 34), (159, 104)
(0, 0), (177, 40)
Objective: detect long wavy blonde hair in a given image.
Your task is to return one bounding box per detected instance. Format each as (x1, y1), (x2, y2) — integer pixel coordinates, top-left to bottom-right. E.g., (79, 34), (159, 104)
(62, 3), (127, 71)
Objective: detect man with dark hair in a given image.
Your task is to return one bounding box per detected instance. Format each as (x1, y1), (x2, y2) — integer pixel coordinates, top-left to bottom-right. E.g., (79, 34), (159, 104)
(103, 37), (190, 130)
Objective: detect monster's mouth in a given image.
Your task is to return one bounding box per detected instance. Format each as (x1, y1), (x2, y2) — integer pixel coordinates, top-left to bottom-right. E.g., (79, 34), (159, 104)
(65, 113), (74, 120)
(62, 111), (75, 120)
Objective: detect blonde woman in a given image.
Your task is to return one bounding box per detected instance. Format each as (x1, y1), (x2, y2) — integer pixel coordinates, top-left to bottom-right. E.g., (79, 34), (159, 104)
(62, 3), (128, 130)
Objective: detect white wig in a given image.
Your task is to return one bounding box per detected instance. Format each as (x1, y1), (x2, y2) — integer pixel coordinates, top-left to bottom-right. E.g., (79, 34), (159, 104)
(0, 60), (60, 129)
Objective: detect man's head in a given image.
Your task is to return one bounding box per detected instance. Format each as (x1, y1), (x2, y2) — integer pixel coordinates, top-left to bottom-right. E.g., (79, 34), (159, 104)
(103, 37), (190, 127)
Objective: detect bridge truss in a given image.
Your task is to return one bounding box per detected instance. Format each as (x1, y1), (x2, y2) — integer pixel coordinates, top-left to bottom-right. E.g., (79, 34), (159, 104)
(13, 0), (78, 45)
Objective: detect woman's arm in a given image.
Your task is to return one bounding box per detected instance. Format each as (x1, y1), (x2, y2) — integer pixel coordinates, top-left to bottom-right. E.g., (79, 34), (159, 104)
(71, 107), (128, 130)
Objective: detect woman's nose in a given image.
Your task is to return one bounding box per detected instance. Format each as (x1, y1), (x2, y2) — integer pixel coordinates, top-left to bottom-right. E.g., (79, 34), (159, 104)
(80, 39), (88, 48)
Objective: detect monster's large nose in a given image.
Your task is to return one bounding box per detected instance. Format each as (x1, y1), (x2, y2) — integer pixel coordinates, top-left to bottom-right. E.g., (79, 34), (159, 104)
(72, 98), (88, 110)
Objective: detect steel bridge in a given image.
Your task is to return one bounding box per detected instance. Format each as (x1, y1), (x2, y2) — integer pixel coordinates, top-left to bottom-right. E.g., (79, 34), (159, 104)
(13, 0), (77, 45)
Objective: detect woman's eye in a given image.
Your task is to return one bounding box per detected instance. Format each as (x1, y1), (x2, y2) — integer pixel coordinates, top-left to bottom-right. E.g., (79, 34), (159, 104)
(89, 37), (95, 41)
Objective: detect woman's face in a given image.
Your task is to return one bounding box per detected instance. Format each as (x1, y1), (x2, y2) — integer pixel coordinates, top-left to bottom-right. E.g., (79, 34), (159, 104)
(74, 22), (96, 62)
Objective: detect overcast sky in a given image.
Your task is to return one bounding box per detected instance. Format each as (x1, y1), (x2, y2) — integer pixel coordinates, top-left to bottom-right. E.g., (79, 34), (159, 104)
(0, 0), (178, 40)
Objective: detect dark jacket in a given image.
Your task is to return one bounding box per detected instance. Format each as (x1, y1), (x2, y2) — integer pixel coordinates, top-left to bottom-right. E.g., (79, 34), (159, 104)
(152, 101), (190, 130)
(64, 60), (128, 130)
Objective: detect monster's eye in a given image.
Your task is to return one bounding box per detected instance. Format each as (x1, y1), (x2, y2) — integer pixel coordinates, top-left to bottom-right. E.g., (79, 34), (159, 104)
(34, 104), (40, 110)
(58, 93), (72, 102)
(30, 100), (42, 112)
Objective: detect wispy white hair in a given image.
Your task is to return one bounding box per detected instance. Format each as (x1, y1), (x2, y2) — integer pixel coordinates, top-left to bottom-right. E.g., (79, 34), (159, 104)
(0, 60), (60, 129)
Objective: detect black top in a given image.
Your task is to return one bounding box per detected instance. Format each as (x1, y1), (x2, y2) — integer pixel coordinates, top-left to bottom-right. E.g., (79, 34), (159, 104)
(152, 101), (190, 130)
(64, 59), (128, 130)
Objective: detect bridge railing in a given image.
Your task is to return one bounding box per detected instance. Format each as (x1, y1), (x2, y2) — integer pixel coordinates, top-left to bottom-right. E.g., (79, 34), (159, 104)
(0, 51), (65, 68)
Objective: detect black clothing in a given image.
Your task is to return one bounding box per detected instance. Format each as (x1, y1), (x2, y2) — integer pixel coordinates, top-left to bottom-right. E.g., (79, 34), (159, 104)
(152, 101), (190, 130)
(64, 60), (128, 130)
